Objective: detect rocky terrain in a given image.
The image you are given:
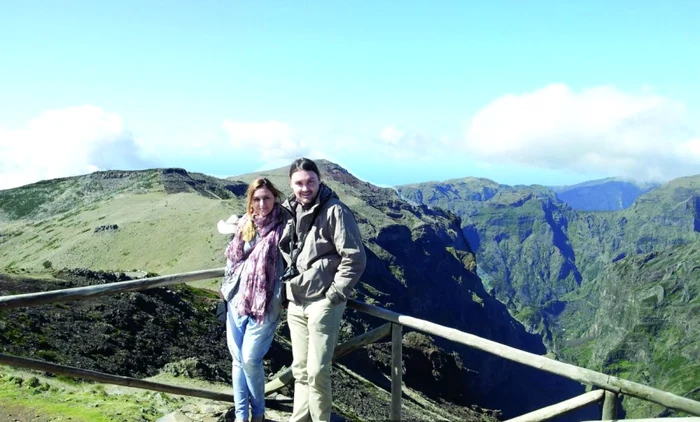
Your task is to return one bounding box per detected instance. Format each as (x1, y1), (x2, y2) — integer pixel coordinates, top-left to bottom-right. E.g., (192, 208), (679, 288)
(0, 270), (498, 421)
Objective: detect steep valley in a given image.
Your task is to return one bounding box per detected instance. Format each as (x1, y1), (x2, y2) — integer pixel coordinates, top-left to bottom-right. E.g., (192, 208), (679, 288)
(398, 174), (700, 418)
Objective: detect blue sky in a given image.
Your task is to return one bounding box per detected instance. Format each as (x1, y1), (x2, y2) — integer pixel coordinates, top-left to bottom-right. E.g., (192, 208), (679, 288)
(1, 1), (699, 190)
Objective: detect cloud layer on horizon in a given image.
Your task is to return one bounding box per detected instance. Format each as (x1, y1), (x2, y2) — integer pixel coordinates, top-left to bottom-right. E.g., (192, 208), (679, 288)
(463, 84), (700, 182)
(3, 85), (700, 191)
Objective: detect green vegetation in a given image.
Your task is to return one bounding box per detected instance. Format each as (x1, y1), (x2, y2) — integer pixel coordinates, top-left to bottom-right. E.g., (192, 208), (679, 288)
(0, 366), (183, 421)
(400, 174), (700, 418)
(557, 242), (700, 417)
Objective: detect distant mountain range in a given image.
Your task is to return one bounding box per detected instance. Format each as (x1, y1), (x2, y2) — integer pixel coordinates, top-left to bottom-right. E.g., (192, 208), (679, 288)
(551, 178), (659, 211)
(398, 173), (700, 417)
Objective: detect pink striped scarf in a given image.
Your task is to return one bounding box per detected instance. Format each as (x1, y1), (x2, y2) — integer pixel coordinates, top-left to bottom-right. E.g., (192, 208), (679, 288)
(225, 204), (284, 323)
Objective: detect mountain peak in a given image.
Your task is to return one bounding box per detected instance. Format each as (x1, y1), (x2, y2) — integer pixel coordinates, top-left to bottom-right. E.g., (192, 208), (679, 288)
(315, 160), (382, 193)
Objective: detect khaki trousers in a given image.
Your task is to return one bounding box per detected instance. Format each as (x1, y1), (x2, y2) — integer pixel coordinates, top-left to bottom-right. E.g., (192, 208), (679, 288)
(287, 298), (346, 422)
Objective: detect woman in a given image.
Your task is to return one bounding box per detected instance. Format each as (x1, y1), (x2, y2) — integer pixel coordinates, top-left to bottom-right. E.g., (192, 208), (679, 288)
(219, 177), (287, 422)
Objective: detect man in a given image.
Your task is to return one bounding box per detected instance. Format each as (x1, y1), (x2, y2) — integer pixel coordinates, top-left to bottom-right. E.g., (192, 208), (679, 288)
(280, 158), (367, 422)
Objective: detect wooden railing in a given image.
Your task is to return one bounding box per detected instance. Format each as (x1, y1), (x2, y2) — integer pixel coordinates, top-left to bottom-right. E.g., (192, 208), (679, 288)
(2, 268), (700, 421)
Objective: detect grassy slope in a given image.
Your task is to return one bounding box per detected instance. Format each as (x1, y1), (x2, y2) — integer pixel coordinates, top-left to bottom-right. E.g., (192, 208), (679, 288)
(0, 180), (243, 276)
(0, 364), (205, 422)
(569, 175), (700, 285)
(0, 171), (239, 419)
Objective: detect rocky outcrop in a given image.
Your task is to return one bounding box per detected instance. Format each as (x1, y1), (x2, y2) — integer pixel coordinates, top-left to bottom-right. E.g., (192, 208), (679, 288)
(94, 224), (119, 233)
(160, 169), (247, 198)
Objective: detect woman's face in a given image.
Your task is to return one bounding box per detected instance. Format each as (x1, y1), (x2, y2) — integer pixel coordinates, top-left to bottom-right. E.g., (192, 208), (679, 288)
(252, 186), (275, 217)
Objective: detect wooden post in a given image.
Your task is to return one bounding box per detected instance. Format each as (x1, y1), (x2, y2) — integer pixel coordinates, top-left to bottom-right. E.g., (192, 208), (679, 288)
(391, 323), (402, 422)
(601, 390), (618, 420)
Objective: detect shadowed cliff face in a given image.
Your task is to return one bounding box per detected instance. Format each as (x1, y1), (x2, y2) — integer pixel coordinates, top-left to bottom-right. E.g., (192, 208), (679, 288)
(398, 180), (584, 337)
(398, 176), (700, 321)
(303, 163), (593, 419)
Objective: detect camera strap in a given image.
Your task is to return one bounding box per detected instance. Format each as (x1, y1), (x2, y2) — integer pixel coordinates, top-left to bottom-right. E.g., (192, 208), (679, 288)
(289, 202), (325, 269)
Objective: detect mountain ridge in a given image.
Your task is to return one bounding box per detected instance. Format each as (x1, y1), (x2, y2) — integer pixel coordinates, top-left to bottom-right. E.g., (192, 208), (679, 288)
(398, 172), (700, 418)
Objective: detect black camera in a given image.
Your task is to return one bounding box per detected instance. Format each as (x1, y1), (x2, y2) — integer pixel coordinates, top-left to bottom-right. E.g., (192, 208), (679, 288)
(282, 265), (300, 281)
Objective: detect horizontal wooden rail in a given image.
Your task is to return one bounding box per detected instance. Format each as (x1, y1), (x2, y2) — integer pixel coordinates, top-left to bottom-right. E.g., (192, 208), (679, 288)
(347, 299), (700, 416)
(0, 268), (225, 310)
(264, 322), (392, 395)
(333, 322), (391, 361)
(3, 267), (699, 417)
(0, 353), (233, 402)
(505, 389), (604, 422)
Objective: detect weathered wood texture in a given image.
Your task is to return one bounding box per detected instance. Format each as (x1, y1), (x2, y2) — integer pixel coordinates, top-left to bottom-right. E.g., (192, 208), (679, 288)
(0, 268), (225, 310)
(0, 353), (233, 402)
(334, 322), (391, 361)
(505, 389), (604, 422)
(391, 323), (403, 422)
(347, 299), (700, 416)
(264, 367), (294, 396)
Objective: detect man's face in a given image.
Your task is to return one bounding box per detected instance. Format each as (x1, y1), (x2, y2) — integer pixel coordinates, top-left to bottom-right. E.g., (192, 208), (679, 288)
(290, 170), (320, 206)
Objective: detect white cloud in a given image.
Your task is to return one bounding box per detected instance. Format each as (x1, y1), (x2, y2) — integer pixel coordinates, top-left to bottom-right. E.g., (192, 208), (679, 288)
(0, 105), (154, 190)
(380, 126), (405, 145)
(464, 84), (700, 182)
(220, 120), (344, 173)
(375, 126), (452, 160)
(221, 120), (310, 161)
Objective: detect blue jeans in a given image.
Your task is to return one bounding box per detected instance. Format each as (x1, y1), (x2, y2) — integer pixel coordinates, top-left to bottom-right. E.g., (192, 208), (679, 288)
(226, 300), (279, 421)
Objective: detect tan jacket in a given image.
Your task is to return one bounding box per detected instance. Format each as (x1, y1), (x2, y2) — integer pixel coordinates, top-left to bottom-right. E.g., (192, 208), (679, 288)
(279, 184), (366, 305)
